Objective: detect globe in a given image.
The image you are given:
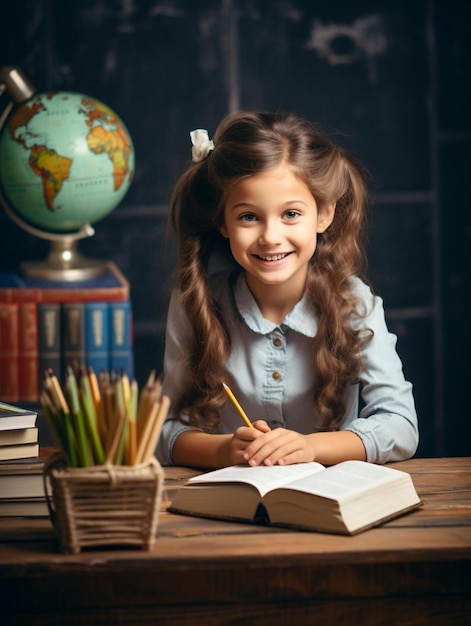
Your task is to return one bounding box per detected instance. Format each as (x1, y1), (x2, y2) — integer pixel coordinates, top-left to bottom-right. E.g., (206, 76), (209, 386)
(0, 90), (134, 233)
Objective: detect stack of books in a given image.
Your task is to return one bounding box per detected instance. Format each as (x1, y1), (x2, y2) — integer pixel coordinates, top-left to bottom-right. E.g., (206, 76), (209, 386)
(0, 402), (48, 517)
(0, 419), (38, 462)
(0, 261), (134, 404)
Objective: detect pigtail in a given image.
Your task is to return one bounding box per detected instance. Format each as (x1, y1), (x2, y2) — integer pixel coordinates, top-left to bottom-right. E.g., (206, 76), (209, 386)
(169, 162), (231, 429)
(307, 153), (371, 428)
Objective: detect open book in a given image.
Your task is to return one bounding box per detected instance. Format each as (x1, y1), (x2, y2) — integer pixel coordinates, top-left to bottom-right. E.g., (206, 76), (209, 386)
(169, 460), (421, 535)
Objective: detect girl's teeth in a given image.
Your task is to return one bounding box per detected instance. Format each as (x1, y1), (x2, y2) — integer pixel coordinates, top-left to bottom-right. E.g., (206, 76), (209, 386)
(260, 254), (286, 261)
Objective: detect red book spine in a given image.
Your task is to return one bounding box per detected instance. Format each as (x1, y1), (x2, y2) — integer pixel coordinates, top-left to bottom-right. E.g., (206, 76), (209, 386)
(18, 302), (39, 402)
(0, 286), (129, 303)
(0, 302), (19, 402)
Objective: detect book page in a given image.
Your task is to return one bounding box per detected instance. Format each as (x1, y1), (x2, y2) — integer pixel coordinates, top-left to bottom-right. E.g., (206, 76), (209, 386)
(187, 462), (325, 497)
(0, 402), (36, 416)
(280, 460), (407, 501)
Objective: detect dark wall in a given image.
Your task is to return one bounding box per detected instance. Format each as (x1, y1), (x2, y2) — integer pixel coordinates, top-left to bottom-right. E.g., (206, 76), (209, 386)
(1, 0), (469, 457)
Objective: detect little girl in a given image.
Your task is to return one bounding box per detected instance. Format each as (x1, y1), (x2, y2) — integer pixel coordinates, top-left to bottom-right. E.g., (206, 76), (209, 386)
(157, 110), (418, 468)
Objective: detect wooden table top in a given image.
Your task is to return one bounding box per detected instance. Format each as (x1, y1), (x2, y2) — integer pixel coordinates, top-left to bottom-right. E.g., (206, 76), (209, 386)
(0, 456), (470, 563)
(1, 456), (470, 626)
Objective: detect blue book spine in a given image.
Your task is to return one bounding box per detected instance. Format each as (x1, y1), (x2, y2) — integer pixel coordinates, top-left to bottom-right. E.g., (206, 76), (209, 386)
(109, 300), (134, 379)
(85, 302), (110, 375)
(38, 302), (62, 383)
(62, 302), (86, 376)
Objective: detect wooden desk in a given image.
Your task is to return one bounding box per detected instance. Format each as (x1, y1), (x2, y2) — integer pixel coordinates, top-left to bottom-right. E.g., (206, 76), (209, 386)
(0, 457), (470, 626)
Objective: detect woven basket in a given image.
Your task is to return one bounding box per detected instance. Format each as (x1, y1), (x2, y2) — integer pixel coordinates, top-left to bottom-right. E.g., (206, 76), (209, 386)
(44, 453), (164, 554)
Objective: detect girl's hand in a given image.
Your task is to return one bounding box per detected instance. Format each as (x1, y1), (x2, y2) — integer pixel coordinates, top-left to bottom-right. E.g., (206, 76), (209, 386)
(228, 421), (271, 465)
(242, 427), (315, 467)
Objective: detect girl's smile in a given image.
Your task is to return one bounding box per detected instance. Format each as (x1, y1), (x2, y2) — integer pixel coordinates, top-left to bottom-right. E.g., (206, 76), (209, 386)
(221, 163), (335, 318)
(252, 252), (294, 269)
(255, 252), (293, 262)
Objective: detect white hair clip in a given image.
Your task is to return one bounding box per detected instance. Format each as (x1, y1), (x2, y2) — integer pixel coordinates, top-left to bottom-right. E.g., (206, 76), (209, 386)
(190, 128), (214, 163)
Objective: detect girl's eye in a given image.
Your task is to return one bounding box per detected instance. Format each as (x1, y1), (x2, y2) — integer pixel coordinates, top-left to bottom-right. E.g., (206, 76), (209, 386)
(239, 213), (258, 222)
(284, 210), (300, 219)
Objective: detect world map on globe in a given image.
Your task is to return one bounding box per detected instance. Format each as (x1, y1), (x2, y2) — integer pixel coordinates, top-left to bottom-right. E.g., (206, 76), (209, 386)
(0, 91), (134, 232)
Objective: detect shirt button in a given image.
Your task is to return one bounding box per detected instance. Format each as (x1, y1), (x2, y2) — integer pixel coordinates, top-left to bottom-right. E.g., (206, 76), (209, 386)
(272, 371), (282, 380)
(273, 337), (283, 347)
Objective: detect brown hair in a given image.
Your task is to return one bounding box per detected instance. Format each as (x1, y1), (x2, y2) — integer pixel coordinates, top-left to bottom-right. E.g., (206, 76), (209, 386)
(169, 110), (370, 430)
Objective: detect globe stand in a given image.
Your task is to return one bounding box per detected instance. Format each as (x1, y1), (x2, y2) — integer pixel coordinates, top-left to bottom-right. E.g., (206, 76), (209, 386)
(1, 196), (107, 281)
(21, 235), (108, 282)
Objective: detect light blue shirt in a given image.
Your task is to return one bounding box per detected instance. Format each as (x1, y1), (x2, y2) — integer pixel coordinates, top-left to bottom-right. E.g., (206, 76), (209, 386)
(157, 270), (419, 465)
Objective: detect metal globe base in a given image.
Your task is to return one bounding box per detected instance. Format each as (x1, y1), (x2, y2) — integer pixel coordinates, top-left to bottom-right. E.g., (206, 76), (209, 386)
(0, 195), (108, 281)
(21, 236), (107, 281)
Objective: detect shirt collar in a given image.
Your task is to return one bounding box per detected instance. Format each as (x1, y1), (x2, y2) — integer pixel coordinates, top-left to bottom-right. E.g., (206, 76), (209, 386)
(233, 272), (318, 337)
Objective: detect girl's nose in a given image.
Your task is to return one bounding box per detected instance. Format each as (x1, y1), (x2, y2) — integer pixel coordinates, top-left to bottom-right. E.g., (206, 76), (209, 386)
(258, 221), (281, 246)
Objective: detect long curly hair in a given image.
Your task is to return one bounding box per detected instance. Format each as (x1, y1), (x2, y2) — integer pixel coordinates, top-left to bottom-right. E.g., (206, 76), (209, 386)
(168, 110), (370, 431)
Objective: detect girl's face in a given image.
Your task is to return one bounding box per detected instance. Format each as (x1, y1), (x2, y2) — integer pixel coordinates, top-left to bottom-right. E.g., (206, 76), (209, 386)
(221, 163), (335, 301)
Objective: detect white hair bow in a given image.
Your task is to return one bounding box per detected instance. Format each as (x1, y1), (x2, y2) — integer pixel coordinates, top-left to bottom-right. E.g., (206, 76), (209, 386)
(190, 128), (214, 163)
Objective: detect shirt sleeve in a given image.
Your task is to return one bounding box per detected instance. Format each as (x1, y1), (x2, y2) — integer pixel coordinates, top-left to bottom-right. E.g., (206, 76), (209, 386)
(156, 289), (200, 465)
(343, 283), (419, 463)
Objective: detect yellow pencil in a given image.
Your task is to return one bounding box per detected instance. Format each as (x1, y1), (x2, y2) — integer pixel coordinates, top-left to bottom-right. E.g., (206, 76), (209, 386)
(222, 383), (254, 428)
(125, 380), (139, 465)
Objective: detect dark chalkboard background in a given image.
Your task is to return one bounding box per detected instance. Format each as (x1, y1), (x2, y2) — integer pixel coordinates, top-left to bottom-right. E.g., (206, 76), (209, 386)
(1, 0), (469, 457)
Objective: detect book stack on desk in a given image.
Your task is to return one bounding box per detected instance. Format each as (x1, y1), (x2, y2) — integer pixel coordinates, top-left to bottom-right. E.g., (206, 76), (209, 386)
(0, 261), (134, 403)
(0, 402), (48, 517)
(0, 424), (39, 461)
(0, 402), (39, 461)
(0, 455), (48, 517)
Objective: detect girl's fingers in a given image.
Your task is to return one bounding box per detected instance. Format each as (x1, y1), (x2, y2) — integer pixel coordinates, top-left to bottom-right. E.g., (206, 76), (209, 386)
(243, 429), (311, 466)
(253, 420), (271, 433)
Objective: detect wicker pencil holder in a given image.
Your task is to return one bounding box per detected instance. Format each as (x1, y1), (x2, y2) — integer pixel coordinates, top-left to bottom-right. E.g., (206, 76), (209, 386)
(44, 453), (164, 554)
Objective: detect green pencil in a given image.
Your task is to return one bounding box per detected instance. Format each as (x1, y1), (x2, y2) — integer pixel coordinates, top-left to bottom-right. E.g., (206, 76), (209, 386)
(80, 371), (105, 465)
(66, 370), (90, 467)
